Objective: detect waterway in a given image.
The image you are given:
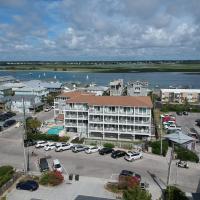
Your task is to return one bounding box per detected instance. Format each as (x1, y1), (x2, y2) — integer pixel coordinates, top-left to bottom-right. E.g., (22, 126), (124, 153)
(0, 71), (200, 89)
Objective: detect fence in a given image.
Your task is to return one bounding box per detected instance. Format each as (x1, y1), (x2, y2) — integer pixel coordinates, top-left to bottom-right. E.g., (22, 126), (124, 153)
(0, 172), (23, 196)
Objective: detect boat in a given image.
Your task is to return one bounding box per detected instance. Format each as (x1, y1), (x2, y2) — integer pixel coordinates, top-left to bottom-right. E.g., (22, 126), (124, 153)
(38, 74), (41, 78)
(29, 73), (32, 75)
(54, 75), (57, 79)
(86, 75), (89, 80)
(43, 72), (46, 76)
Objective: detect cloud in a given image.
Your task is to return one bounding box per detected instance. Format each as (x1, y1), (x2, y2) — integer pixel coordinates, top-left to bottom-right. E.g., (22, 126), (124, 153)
(0, 0), (200, 60)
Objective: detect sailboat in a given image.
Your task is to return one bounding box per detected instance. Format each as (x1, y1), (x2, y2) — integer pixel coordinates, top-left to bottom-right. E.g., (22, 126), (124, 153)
(38, 74), (41, 78)
(43, 72), (46, 77)
(54, 75), (57, 79)
(86, 75), (89, 80)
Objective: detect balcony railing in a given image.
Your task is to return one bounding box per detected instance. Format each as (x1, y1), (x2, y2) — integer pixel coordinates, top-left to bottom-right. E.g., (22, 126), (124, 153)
(104, 119), (118, 123)
(90, 119), (103, 122)
(104, 128), (118, 132)
(66, 123), (77, 126)
(89, 127), (103, 131)
(65, 106), (88, 111)
(89, 109), (103, 114)
(65, 115), (77, 118)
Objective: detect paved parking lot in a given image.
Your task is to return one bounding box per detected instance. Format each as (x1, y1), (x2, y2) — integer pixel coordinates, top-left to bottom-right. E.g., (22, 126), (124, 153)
(7, 176), (115, 200)
(1, 110), (200, 199)
(175, 112), (200, 135)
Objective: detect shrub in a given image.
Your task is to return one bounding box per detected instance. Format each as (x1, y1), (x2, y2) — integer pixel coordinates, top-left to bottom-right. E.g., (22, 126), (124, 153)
(0, 166), (14, 187)
(58, 136), (70, 142)
(40, 171), (64, 186)
(27, 132), (60, 141)
(150, 140), (168, 156)
(123, 186), (152, 200)
(164, 186), (188, 200)
(103, 143), (115, 148)
(175, 146), (199, 163)
(71, 137), (85, 144)
(118, 176), (139, 190)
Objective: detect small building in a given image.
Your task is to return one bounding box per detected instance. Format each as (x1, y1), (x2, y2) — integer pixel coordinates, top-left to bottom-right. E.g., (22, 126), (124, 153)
(160, 89), (200, 104)
(14, 86), (48, 99)
(164, 131), (196, 151)
(24, 80), (62, 93)
(85, 85), (109, 96)
(0, 96), (11, 112)
(127, 80), (148, 96)
(109, 79), (124, 96)
(11, 95), (43, 113)
(0, 86), (13, 97)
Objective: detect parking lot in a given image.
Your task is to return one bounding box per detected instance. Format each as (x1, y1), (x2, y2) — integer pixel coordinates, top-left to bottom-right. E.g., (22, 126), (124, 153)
(1, 110), (200, 199)
(175, 112), (200, 135)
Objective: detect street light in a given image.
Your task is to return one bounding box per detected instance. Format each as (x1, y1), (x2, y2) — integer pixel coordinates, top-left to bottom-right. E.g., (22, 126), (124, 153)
(159, 124), (163, 156)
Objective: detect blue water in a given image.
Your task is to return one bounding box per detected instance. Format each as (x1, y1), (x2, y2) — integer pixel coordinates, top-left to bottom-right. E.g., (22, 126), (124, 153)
(47, 126), (64, 135)
(0, 71), (200, 88)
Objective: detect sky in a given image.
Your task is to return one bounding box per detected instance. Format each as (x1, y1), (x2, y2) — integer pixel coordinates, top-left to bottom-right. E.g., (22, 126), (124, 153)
(0, 0), (200, 61)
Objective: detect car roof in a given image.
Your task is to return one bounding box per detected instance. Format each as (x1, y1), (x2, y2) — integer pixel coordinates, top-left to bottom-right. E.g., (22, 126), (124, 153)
(53, 159), (60, 164)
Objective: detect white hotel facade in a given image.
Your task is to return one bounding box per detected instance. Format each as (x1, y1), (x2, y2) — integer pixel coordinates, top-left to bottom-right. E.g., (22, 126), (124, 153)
(54, 92), (153, 141)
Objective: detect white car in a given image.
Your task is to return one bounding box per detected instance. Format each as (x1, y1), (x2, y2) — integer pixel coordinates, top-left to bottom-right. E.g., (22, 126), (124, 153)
(35, 141), (48, 148)
(44, 142), (56, 151)
(55, 143), (73, 152)
(53, 159), (63, 173)
(44, 107), (51, 112)
(124, 151), (143, 162)
(85, 146), (100, 154)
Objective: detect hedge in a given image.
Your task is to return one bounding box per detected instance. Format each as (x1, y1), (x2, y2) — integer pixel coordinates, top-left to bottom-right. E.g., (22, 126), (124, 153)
(175, 146), (199, 163)
(71, 137), (85, 144)
(0, 166), (14, 187)
(27, 133), (70, 142)
(150, 140), (168, 156)
(103, 143), (115, 148)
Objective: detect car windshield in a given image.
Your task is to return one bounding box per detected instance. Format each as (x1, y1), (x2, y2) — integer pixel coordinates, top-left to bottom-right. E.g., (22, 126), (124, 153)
(55, 164), (61, 168)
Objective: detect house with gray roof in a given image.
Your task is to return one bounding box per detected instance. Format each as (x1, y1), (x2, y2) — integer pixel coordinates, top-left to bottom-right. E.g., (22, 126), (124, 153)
(0, 76), (16, 84)
(11, 95), (43, 113)
(0, 85), (13, 97)
(164, 131), (196, 151)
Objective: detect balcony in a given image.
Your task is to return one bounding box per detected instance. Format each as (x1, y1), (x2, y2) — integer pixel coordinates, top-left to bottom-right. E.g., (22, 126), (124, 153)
(104, 119), (118, 124)
(135, 120), (150, 124)
(65, 105), (88, 111)
(104, 127), (118, 132)
(89, 118), (103, 123)
(89, 109), (103, 114)
(78, 115), (88, 119)
(89, 126), (103, 131)
(65, 123), (77, 127)
(65, 115), (77, 118)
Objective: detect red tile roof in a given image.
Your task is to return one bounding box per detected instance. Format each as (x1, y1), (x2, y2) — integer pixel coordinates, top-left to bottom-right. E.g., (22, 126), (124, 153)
(66, 93), (153, 108)
(55, 114), (64, 121)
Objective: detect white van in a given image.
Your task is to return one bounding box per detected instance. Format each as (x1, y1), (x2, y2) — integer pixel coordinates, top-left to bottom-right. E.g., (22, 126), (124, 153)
(53, 159), (62, 173)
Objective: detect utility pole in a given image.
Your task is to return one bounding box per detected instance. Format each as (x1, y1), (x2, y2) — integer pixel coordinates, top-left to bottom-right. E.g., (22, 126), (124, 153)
(160, 124), (163, 156)
(167, 143), (174, 186)
(22, 97), (27, 174)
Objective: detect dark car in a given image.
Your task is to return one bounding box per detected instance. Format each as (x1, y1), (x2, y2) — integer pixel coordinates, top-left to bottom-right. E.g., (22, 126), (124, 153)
(119, 170), (141, 181)
(16, 180), (39, 191)
(183, 111), (189, 115)
(39, 158), (49, 172)
(6, 111), (16, 117)
(176, 112), (183, 116)
(111, 150), (126, 159)
(24, 139), (37, 147)
(195, 119), (200, 123)
(99, 147), (114, 155)
(3, 119), (16, 128)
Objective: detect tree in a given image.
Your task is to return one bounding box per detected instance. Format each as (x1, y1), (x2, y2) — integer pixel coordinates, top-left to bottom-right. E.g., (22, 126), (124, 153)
(123, 186), (152, 200)
(164, 186), (188, 200)
(26, 118), (41, 133)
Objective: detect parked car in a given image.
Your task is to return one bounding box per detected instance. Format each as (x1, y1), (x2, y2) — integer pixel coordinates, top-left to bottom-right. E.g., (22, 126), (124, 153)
(3, 119), (16, 128)
(44, 142), (56, 151)
(44, 107), (51, 112)
(72, 145), (87, 153)
(176, 160), (189, 168)
(55, 143), (73, 152)
(124, 152), (143, 162)
(99, 147), (114, 155)
(52, 159), (63, 172)
(176, 112), (183, 116)
(16, 180), (39, 191)
(24, 139), (36, 147)
(111, 150), (126, 159)
(183, 111), (189, 115)
(39, 157), (49, 172)
(85, 146), (100, 154)
(35, 141), (48, 148)
(119, 170), (141, 182)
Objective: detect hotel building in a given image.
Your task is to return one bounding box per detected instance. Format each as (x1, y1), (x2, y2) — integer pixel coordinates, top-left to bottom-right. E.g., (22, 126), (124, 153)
(54, 92), (153, 141)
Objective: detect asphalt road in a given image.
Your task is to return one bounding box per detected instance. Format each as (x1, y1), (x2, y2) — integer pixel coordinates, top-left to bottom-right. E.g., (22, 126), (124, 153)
(0, 110), (200, 198)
